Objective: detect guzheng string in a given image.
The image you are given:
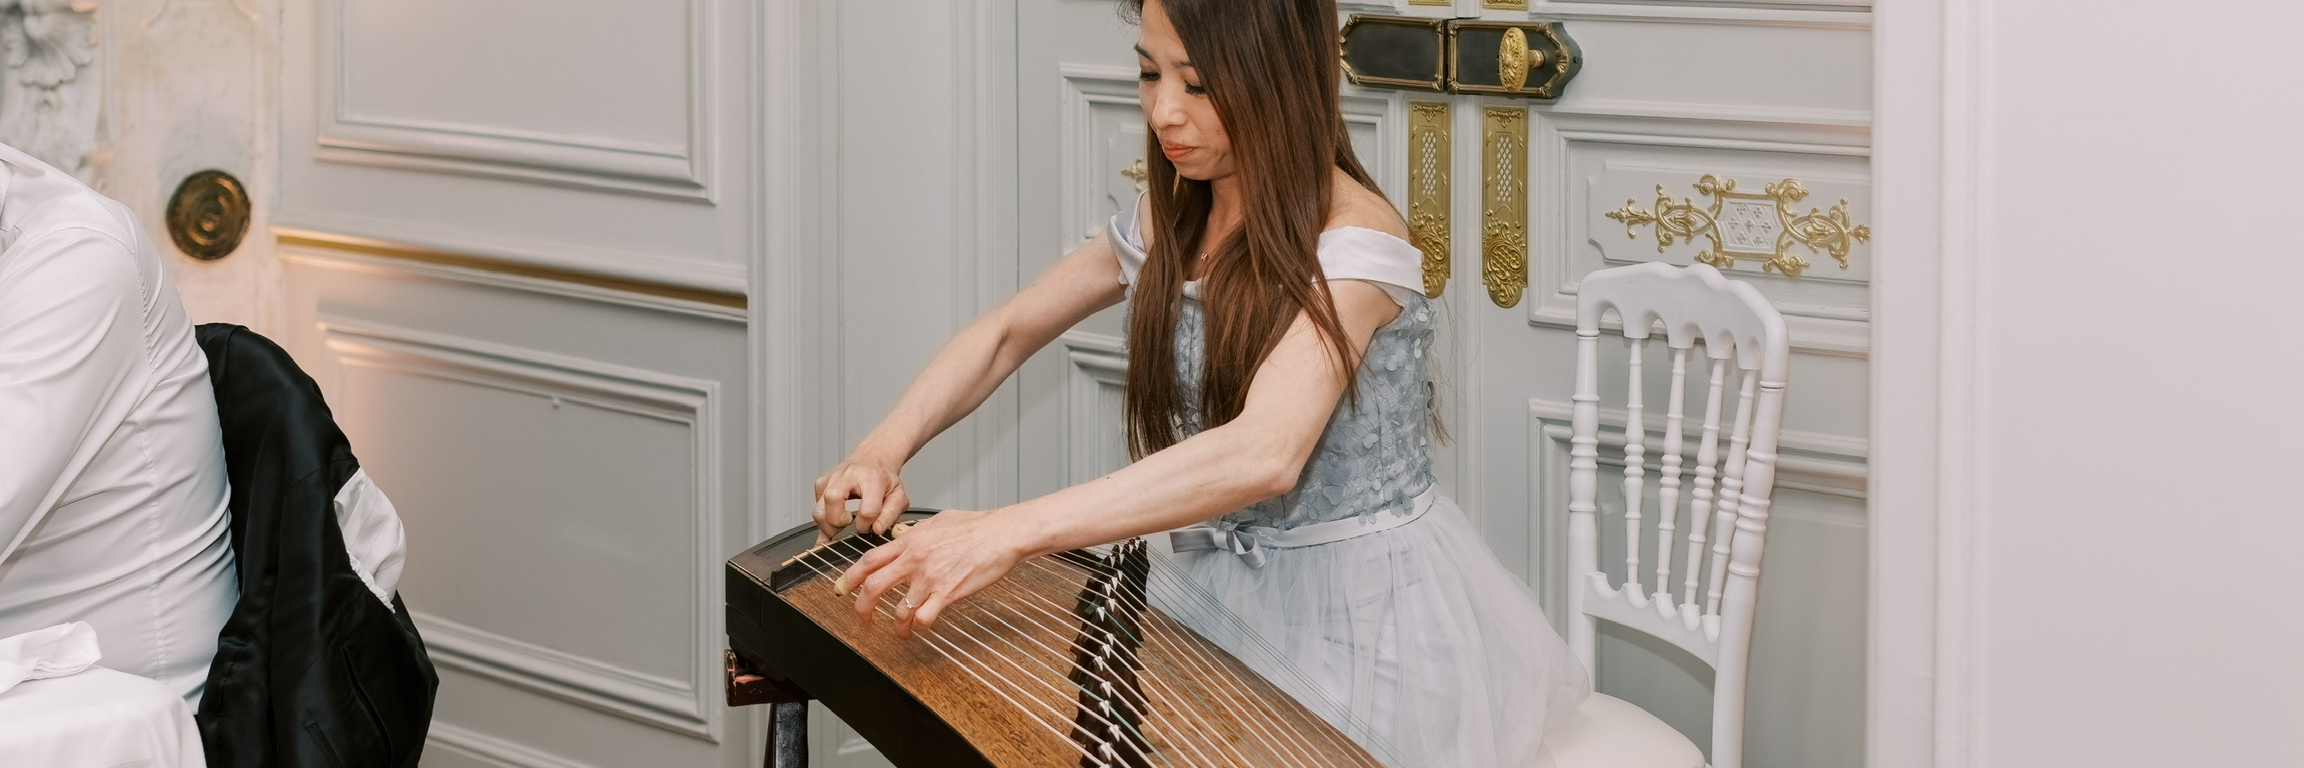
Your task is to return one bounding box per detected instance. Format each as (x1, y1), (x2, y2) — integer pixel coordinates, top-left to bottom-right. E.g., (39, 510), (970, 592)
(1035, 548), (1399, 767)
(782, 544), (1112, 763)
(1000, 543), (1393, 768)
(999, 559), (1306, 768)
(813, 536), (1302, 768)
(802, 538), (1190, 768)
(798, 533), (1402, 768)
(804, 538), (1319, 768)
(982, 550), (1314, 768)
(955, 568), (1250, 768)
(1024, 553), (1360, 768)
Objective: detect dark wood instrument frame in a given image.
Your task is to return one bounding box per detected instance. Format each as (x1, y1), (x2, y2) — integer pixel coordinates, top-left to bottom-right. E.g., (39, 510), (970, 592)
(727, 509), (996, 768)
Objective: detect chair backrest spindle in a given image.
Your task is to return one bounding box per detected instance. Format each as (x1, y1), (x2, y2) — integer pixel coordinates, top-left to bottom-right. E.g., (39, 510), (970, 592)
(1651, 345), (1692, 616)
(1562, 263), (1790, 768)
(1682, 355), (1729, 616)
(1621, 337), (1648, 598)
(1705, 369), (1760, 617)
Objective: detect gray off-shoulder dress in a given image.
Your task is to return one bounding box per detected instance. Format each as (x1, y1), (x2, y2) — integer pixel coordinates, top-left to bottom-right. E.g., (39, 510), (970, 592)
(1109, 196), (1591, 767)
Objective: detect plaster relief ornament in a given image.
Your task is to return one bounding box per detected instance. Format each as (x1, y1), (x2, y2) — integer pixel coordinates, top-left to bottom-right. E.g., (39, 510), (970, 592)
(0, 0), (99, 179)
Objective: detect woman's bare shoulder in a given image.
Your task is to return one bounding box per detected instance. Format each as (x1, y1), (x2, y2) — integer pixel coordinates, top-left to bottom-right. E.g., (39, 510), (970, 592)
(1324, 171), (1409, 240)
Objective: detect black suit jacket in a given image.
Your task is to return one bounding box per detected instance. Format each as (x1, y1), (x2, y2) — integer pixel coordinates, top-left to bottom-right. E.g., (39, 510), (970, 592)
(193, 324), (438, 768)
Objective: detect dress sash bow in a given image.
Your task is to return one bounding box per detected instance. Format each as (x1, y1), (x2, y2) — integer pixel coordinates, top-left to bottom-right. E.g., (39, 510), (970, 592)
(1168, 486), (1438, 568)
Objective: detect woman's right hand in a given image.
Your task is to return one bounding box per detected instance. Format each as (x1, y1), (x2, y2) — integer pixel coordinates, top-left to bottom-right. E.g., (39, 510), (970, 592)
(812, 452), (911, 545)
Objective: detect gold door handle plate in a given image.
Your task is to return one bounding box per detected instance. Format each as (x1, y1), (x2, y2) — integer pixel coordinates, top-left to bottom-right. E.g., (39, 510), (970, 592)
(1341, 16), (1580, 100)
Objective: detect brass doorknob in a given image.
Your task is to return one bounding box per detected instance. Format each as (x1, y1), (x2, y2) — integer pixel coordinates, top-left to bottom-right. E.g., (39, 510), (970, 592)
(1498, 27), (1546, 94)
(165, 170), (251, 261)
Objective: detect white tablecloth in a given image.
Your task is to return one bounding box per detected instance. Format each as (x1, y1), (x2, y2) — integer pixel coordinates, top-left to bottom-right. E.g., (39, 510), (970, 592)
(0, 666), (206, 768)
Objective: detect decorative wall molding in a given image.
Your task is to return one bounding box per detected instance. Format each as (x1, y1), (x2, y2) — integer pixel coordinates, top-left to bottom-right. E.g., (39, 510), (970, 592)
(749, 0), (837, 547)
(428, 722), (604, 768)
(317, 320), (726, 740)
(1529, 1), (1872, 29)
(415, 613), (711, 739)
(1341, 88), (1403, 198)
(1524, 112), (1873, 357)
(950, 0), (1023, 511)
(314, 0), (716, 200)
(1060, 68), (1403, 244)
(1870, 0), (1968, 763)
(1060, 331), (1128, 487)
(0, 0), (100, 179)
(1543, 99), (1872, 131)
(1057, 65), (1149, 244)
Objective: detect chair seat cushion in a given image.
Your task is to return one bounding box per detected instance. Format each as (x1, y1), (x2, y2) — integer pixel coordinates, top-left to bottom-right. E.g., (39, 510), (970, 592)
(1532, 692), (1707, 768)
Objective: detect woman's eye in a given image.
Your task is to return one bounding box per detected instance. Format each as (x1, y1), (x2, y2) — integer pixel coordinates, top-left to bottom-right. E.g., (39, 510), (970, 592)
(1138, 70), (1158, 83)
(1184, 83), (1207, 96)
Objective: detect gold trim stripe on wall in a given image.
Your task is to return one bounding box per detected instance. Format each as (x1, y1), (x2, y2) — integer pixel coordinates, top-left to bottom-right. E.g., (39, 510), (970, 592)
(1408, 101), (1452, 298)
(1480, 106), (1528, 308)
(274, 229), (748, 310)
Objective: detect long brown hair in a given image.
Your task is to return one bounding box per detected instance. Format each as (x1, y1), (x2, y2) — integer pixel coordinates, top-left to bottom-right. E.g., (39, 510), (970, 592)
(1120, 0), (1386, 460)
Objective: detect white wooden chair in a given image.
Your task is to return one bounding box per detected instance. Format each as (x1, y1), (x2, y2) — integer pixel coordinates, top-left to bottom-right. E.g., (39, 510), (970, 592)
(1533, 262), (1791, 768)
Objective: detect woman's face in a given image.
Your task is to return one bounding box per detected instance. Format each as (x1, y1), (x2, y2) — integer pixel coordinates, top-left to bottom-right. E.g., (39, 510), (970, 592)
(1136, 0), (1235, 182)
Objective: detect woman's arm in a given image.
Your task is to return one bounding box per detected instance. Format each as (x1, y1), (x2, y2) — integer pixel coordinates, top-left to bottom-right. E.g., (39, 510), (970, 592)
(840, 279), (1405, 634)
(815, 232), (1129, 540)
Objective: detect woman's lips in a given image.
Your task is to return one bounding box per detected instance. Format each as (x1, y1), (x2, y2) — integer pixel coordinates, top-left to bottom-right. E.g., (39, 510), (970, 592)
(1161, 143), (1195, 160)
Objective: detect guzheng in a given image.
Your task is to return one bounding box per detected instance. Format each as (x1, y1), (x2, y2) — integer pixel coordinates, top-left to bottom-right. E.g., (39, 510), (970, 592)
(725, 509), (1392, 768)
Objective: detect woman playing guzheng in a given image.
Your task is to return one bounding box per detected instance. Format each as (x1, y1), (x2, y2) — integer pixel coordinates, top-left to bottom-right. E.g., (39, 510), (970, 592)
(812, 0), (1591, 763)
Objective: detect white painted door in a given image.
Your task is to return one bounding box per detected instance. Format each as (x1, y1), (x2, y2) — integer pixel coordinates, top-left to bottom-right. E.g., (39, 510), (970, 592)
(1005, 2), (1875, 767)
(269, 1), (767, 767)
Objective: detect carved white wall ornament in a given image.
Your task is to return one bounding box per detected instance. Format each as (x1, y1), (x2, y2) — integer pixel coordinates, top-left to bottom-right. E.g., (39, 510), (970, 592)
(0, 0), (99, 178)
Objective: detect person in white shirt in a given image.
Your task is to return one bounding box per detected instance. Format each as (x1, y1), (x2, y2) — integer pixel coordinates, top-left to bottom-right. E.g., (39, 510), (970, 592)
(0, 142), (237, 707)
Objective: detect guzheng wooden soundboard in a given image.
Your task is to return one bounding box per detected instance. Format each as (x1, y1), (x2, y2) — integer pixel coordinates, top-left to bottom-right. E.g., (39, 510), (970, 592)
(725, 509), (1387, 768)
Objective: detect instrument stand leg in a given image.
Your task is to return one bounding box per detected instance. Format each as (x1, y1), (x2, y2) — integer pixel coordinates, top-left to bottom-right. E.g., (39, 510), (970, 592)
(727, 649), (812, 768)
(767, 701), (809, 768)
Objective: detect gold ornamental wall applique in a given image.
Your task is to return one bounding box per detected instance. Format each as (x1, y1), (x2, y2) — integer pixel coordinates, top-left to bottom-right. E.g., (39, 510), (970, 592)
(1407, 101), (1451, 298)
(1481, 106), (1529, 308)
(1604, 174), (1870, 278)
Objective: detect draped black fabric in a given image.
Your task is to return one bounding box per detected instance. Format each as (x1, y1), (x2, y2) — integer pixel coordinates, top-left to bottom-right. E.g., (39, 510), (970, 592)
(192, 324), (437, 768)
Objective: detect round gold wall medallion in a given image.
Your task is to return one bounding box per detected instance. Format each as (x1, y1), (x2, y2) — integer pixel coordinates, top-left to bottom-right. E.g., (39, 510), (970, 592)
(166, 170), (252, 261)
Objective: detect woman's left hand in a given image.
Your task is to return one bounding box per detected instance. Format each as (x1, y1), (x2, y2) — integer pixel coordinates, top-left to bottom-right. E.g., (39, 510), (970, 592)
(835, 508), (1030, 638)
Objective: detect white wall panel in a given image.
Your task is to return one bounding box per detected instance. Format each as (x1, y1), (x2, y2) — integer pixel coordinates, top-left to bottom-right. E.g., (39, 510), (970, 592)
(280, 0), (751, 294)
(1530, 120), (1874, 355)
(1060, 332), (1130, 488)
(1870, 3), (2304, 766)
(277, 246), (751, 765)
(323, 0), (708, 197)
(1058, 67), (1153, 245)
(335, 0), (696, 152)
(320, 321), (722, 735)
(1531, 17), (1870, 119)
